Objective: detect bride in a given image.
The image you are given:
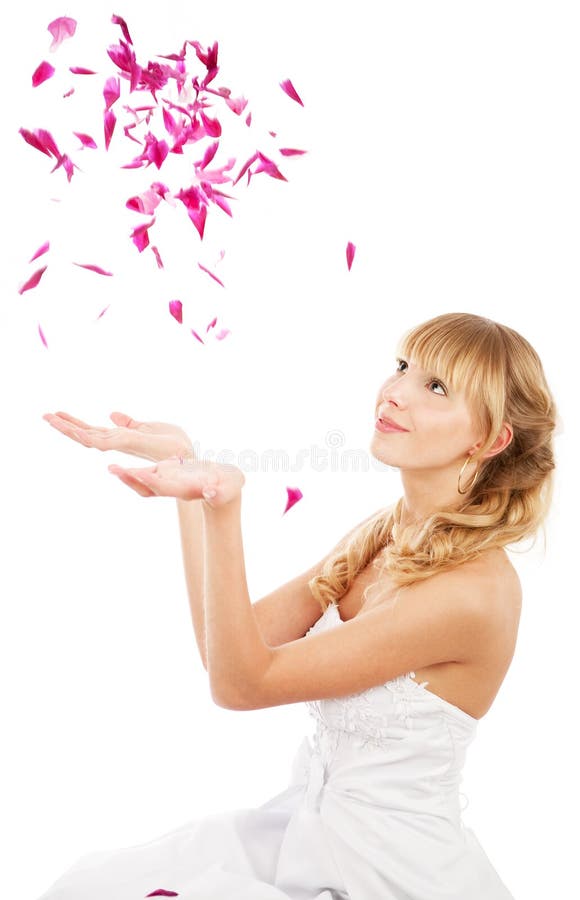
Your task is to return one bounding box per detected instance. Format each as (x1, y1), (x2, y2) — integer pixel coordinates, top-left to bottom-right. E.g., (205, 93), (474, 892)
(38, 311), (556, 899)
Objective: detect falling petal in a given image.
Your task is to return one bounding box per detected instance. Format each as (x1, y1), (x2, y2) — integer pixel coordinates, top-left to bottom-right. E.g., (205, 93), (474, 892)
(131, 217), (155, 252)
(232, 151), (258, 186)
(199, 111), (221, 138)
(198, 263), (224, 287)
(245, 112), (252, 127)
(346, 241), (356, 271)
(63, 87), (75, 98)
(96, 305), (110, 320)
(283, 487), (303, 515)
(73, 263), (113, 276)
(70, 66), (97, 75)
(51, 153), (78, 182)
(104, 108), (116, 150)
(279, 148), (307, 156)
(176, 187), (207, 239)
(145, 890), (179, 898)
(169, 300), (183, 324)
(48, 17), (77, 52)
(103, 76), (121, 109)
(73, 131), (97, 149)
(206, 317), (217, 331)
(225, 95), (248, 115)
(111, 13), (133, 45)
(198, 140), (219, 169)
(254, 151), (287, 182)
(32, 61), (55, 87)
(191, 329), (205, 344)
(151, 246), (164, 268)
(279, 78), (304, 106)
(38, 323), (48, 348)
(268, 131), (277, 138)
(214, 328), (230, 340)
(19, 127), (60, 159)
(29, 241), (50, 262)
(19, 266), (48, 294)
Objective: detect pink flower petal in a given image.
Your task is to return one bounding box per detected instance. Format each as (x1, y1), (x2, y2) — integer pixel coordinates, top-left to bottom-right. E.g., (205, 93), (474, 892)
(51, 153), (78, 182)
(103, 76), (121, 110)
(206, 317), (217, 331)
(73, 131), (97, 149)
(278, 147), (307, 156)
(63, 87), (75, 98)
(346, 241), (356, 271)
(38, 323), (48, 348)
(151, 246), (164, 268)
(104, 108), (116, 150)
(73, 263), (113, 276)
(214, 328), (230, 340)
(225, 95), (248, 115)
(19, 127), (60, 159)
(29, 241), (50, 262)
(19, 266), (48, 294)
(169, 300), (183, 323)
(198, 263), (224, 287)
(245, 112), (252, 127)
(32, 61), (55, 87)
(111, 13), (133, 45)
(176, 187), (207, 239)
(232, 151), (258, 186)
(199, 111), (221, 138)
(96, 305), (110, 320)
(48, 17), (77, 52)
(283, 486), (303, 515)
(198, 140), (219, 169)
(70, 66), (97, 75)
(279, 78), (304, 106)
(191, 329), (205, 344)
(131, 217), (156, 252)
(145, 890), (179, 898)
(254, 151), (287, 182)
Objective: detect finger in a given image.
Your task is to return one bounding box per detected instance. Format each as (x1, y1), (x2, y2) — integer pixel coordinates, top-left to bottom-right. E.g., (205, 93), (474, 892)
(50, 411), (94, 429)
(107, 466), (157, 497)
(109, 411), (141, 429)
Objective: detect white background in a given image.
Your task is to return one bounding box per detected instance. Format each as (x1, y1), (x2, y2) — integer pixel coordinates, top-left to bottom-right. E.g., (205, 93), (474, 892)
(1, 1), (577, 897)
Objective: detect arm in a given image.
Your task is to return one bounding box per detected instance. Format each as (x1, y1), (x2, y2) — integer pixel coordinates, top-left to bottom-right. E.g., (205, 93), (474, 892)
(201, 495), (273, 707)
(176, 498), (208, 669)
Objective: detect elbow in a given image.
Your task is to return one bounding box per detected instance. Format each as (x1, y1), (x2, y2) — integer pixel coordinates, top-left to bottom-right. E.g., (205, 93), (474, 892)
(210, 678), (263, 710)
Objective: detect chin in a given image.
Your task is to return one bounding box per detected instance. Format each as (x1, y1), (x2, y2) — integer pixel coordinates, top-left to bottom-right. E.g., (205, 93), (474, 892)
(369, 441), (402, 470)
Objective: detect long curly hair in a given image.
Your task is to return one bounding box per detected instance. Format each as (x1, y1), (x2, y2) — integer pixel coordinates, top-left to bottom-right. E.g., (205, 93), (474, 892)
(308, 312), (558, 612)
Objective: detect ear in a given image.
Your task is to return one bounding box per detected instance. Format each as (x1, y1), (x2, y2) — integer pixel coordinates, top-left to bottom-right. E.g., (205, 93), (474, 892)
(473, 422), (513, 461)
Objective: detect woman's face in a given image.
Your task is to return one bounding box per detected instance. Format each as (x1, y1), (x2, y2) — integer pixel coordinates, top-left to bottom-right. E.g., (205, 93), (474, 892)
(370, 355), (484, 472)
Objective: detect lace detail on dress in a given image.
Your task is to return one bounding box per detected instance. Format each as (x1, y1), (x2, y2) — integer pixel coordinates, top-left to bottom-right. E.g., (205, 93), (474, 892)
(304, 604), (436, 756)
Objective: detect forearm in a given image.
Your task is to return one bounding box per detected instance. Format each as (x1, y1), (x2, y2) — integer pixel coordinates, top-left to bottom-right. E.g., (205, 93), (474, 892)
(176, 498), (208, 669)
(201, 495), (272, 707)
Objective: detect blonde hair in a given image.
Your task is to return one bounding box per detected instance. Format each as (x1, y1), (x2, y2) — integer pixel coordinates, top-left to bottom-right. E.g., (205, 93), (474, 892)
(309, 312), (558, 612)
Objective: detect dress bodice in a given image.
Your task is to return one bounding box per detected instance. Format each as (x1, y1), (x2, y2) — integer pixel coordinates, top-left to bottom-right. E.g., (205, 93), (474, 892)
(296, 601), (478, 824)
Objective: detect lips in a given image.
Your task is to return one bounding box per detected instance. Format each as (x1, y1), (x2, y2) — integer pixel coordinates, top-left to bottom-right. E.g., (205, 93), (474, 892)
(376, 413), (409, 432)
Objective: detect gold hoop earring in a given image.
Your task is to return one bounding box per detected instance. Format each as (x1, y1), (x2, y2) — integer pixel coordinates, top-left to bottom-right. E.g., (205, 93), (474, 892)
(457, 454), (480, 495)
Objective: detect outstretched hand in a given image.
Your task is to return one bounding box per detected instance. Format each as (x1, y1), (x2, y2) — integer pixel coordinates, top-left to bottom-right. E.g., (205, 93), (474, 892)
(108, 456), (245, 508)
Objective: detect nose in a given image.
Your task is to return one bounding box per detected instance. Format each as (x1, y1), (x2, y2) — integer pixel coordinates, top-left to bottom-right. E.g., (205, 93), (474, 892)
(380, 377), (407, 411)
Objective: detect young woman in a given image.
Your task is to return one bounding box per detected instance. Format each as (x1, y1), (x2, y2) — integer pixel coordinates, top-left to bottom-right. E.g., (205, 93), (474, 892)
(37, 312), (556, 899)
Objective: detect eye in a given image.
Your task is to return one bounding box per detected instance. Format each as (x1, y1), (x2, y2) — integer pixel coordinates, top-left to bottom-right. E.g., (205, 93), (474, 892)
(395, 358), (447, 395)
(429, 379), (447, 396)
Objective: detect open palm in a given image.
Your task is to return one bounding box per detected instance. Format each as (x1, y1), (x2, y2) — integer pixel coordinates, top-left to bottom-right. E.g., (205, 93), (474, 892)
(108, 456), (246, 507)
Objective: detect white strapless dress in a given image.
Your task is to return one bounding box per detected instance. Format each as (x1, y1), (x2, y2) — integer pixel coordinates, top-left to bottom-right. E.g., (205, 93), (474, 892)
(37, 601), (515, 899)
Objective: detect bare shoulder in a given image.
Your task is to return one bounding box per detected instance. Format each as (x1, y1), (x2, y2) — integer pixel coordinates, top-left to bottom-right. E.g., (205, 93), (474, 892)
(448, 547), (522, 613)
(426, 547), (522, 659)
